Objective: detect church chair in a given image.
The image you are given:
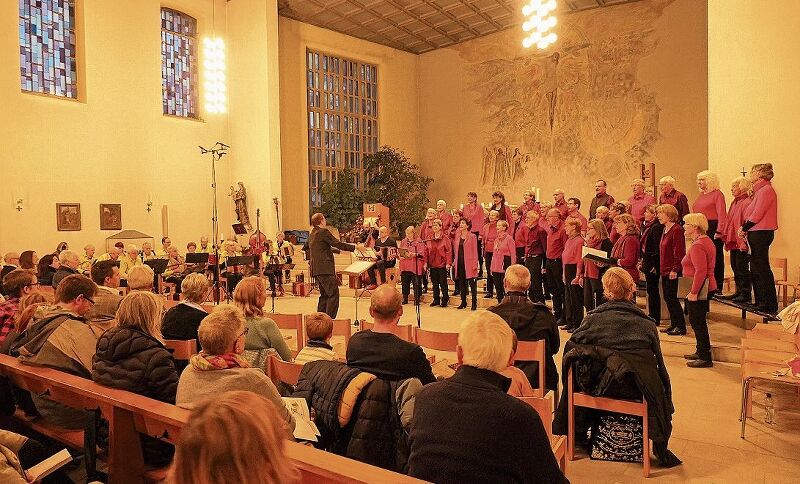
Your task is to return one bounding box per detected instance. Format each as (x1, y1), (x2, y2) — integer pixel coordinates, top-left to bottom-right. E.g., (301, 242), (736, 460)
(163, 339), (198, 361)
(519, 394), (566, 473)
(267, 354), (304, 387)
(358, 320), (413, 342)
(413, 327), (458, 352)
(515, 339), (555, 400)
(740, 361), (800, 437)
(771, 257), (789, 307)
(566, 365), (650, 477)
(265, 312), (305, 352)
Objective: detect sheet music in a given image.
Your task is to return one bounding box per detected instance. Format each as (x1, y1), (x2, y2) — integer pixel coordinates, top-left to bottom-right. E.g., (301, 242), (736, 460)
(582, 246), (608, 259)
(283, 397), (321, 442)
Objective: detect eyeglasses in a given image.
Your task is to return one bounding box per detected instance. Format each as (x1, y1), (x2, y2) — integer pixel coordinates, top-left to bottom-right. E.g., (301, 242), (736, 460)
(239, 327), (250, 339)
(26, 282), (40, 288)
(80, 294), (95, 305)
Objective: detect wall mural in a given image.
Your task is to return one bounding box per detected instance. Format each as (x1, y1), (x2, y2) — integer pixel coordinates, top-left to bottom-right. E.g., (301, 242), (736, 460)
(459, 0), (673, 194)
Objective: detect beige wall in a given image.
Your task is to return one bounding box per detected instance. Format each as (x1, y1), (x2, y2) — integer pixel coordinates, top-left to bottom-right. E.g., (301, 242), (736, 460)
(278, 17), (419, 230)
(417, 0), (707, 212)
(708, 0), (797, 264)
(0, 0), (285, 255)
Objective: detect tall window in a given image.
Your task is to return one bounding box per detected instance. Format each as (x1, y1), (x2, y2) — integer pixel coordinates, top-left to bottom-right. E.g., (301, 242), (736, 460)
(306, 49), (378, 208)
(161, 8), (198, 118)
(19, 0), (78, 98)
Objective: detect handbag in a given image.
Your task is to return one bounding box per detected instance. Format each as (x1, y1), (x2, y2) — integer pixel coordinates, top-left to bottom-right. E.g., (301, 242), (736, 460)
(590, 412), (644, 463)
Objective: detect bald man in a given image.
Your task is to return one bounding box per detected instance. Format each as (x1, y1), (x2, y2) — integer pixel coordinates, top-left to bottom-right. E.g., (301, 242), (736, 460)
(346, 285), (435, 384)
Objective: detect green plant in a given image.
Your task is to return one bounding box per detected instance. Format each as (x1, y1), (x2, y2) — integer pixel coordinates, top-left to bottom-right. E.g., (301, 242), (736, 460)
(319, 168), (364, 231)
(363, 146), (433, 235)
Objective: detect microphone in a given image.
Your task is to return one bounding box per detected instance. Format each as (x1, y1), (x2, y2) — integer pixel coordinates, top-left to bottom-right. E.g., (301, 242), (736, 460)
(199, 146), (209, 154)
(217, 142), (230, 149)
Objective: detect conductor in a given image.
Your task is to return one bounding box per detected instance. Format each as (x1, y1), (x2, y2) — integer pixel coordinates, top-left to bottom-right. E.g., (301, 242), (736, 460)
(309, 212), (363, 318)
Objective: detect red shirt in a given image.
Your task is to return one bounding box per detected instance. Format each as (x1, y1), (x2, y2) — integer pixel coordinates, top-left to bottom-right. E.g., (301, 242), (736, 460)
(744, 179), (778, 231)
(462, 202), (485, 233)
(682, 236), (718, 294)
(628, 193), (657, 223)
(612, 234), (641, 282)
(519, 200), (540, 218)
(692, 189), (727, 230)
(659, 223), (686, 274)
(659, 189), (690, 222)
(524, 224), (548, 257)
(512, 220), (527, 248)
(562, 235), (584, 274)
(482, 222), (498, 254)
(426, 236), (452, 268)
(554, 200), (568, 219)
(566, 211), (588, 232)
(546, 221), (568, 259)
(399, 237), (427, 275)
(583, 238), (611, 279)
(723, 194), (752, 250)
(0, 297), (20, 345)
(437, 210), (454, 234)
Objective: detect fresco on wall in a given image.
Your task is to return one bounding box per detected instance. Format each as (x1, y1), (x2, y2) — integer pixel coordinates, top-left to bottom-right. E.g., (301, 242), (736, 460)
(459, 0), (673, 195)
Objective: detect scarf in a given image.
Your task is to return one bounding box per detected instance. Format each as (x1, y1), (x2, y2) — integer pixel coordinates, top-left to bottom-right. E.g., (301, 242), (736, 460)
(190, 351), (251, 371)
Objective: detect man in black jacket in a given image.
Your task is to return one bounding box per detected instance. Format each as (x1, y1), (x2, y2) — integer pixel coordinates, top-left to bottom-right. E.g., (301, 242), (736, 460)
(309, 212), (362, 318)
(488, 264), (560, 392)
(408, 311), (567, 484)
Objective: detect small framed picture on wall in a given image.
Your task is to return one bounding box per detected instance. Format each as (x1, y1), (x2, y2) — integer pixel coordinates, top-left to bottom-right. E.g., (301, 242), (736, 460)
(100, 203), (122, 230)
(56, 203), (81, 231)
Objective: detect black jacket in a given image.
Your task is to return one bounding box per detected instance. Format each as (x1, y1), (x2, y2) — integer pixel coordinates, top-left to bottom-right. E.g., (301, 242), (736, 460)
(488, 292), (560, 390)
(309, 226), (355, 276)
(346, 331), (436, 384)
(408, 365), (567, 484)
(640, 220), (665, 275)
(161, 303), (206, 350)
(37, 266), (56, 287)
(51, 267), (79, 288)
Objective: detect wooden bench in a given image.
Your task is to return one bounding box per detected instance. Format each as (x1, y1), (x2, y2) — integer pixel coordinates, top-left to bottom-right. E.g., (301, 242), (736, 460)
(0, 354), (427, 483)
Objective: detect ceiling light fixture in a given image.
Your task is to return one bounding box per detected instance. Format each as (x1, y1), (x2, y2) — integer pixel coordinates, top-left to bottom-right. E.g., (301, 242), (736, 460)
(522, 0), (558, 50)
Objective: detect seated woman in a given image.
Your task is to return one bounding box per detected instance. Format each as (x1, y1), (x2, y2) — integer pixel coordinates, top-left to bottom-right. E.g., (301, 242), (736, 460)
(92, 291), (179, 467)
(553, 268), (680, 468)
(162, 273), (211, 350)
(36, 254), (59, 286)
(170, 390), (299, 484)
(175, 305), (294, 431)
(232, 277), (292, 361)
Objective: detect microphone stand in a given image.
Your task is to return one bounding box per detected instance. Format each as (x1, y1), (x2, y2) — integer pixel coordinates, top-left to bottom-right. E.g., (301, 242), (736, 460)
(199, 142), (229, 305)
(414, 239), (423, 328)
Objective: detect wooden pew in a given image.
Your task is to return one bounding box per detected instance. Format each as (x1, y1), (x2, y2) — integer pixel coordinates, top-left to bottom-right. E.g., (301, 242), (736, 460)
(0, 354), (425, 483)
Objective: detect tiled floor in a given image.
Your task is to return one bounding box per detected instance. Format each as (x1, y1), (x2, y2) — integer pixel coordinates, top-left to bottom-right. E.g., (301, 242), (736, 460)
(273, 292), (800, 483)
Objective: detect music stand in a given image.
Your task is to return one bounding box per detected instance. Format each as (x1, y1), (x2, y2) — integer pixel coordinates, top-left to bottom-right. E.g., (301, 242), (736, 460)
(144, 259), (169, 294)
(263, 261), (290, 312)
(232, 223), (248, 235)
(185, 253), (210, 264)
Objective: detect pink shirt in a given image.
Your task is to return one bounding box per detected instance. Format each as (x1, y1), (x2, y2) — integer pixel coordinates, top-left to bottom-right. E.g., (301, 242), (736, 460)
(491, 233), (516, 273)
(744, 179), (778, 231)
(682, 235), (718, 294)
(437, 210), (454, 234)
(426, 236), (452, 269)
(519, 200), (540, 218)
(482, 222), (498, 254)
(723, 194), (752, 251)
(398, 237), (427, 275)
(501, 365), (535, 397)
(628, 193), (657, 223)
(419, 219), (436, 241)
(567, 211), (588, 232)
(692, 189), (727, 231)
(462, 202), (485, 233)
(612, 234), (641, 282)
(562, 235), (584, 275)
(453, 232), (479, 279)
(583, 238), (607, 279)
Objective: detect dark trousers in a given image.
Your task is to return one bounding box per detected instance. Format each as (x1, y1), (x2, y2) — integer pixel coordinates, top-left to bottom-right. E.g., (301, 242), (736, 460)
(583, 277), (604, 312)
(484, 252), (495, 295)
(459, 276), (478, 306)
(525, 255), (544, 302)
(563, 264), (583, 327)
(266, 270), (283, 292)
(748, 230), (778, 310)
(730, 249), (751, 297)
(401, 271), (421, 302)
(368, 260), (394, 285)
(474, 232), (484, 277)
(661, 276), (685, 330)
(707, 220), (725, 291)
(493, 272), (506, 302)
(284, 256), (293, 280)
(422, 270), (428, 291)
(316, 274), (340, 318)
(545, 258), (565, 319)
(687, 299), (711, 360)
(644, 270), (661, 321)
(430, 267), (448, 303)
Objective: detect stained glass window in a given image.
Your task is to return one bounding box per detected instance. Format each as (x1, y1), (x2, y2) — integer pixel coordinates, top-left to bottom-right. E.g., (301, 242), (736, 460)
(306, 49), (378, 209)
(161, 8), (198, 118)
(19, 0), (78, 98)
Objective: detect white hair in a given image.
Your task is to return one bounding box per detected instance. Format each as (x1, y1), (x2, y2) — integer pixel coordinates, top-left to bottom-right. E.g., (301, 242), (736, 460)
(659, 176), (676, 185)
(58, 250), (79, 264)
(437, 199), (446, 206)
(458, 312), (513, 372)
(631, 178), (646, 187)
(504, 264), (531, 291)
(128, 265), (155, 290)
(127, 244), (139, 253)
(696, 170), (720, 191)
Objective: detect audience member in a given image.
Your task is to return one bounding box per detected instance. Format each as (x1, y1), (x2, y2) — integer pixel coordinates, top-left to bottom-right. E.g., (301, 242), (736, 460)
(407, 311), (565, 483)
(740, 162), (779, 313)
(294, 312), (338, 364)
(232, 276), (292, 361)
(162, 273), (210, 349)
(500, 333), (536, 397)
(583, 218), (613, 311)
(51, 250), (80, 288)
(11, 275), (99, 429)
(170, 390), (298, 484)
(36, 254), (59, 287)
(0, 428), (73, 484)
(657, 204), (687, 335)
(5, 292), (51, 352)
(682, 213), (717, 368)
(589, 179), (615, 219)
(658, 176), (690, 222)
(79, 244), (96, 274)
(127, 264), (155, 291)
(347, 285), (435, 384)
(0, 270), (39, 345)
(1, 253), (20, 287)
(721, 176), (752, 303)
(488, 265), (559, 392)
(175, 305), (294, 429)
(92, 291), (178, 466)
(554, 267), (680, 468)
(86, 259), (122, 331)
(18, 251), (38, 272)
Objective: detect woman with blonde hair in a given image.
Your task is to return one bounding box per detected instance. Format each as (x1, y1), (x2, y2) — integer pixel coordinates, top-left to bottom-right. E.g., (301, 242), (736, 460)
(561, 217), (585, 331)
(693, 170), (727, 294)
(170, 390), (299, 484)
(721, 176), (753, 303)
(92, 291), (178, 466)
(233, 276), (292, 360)
(682, 213), (717, 368)
(162, 273), (211, 349)
(609, 214), (641, 287)
(491, 219), (516, 303)
(583, 218), (614, 311)
(482, 210), (500, 299)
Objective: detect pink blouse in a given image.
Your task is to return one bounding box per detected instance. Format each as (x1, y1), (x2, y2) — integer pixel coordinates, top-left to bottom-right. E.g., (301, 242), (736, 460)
(692, 189), (727, 232)
(682, 236), (717, 294)
(490, 233), (516, 273)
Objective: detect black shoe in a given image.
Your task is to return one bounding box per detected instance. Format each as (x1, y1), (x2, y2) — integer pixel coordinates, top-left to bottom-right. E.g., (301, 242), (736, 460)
(683, 352), (700, 360)
(402, 297), (409, 305)
(440, 300), (449, 308)
(556, 319), (567, 327)
(484, 293), (493, 299)
(718, 292), (738, 300)
(660, 326), (675, 333)
(666, 327), (687, 336)
(756, 305), (778, 314)
(471, 302), (477, 311)
(732, 294), (751, 303)
(452, 290), (461, 297)
(687, 359), (713, 368)
(430, 300), (440, 307)
(565, 325), (577, 333)
(457, 302), (467, 309)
